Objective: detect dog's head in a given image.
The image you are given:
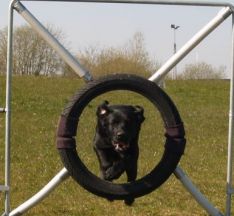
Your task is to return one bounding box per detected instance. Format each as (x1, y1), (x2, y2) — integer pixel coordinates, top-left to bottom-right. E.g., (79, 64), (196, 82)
(96, 101), (145, 152)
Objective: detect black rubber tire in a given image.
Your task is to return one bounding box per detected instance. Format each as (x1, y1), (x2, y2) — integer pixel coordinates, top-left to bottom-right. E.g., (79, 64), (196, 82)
(57, 74), (186, 200)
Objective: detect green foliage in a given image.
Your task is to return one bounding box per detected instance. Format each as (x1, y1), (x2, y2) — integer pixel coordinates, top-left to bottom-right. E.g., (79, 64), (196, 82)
(0, 77), (230, 215)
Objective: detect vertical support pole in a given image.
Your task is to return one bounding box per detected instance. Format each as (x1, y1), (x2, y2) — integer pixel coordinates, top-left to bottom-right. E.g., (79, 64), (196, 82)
(226, 11), (234, 216)
(4, 1), (15, 215)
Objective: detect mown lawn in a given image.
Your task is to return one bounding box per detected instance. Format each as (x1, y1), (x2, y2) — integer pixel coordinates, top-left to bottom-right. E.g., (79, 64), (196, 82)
(0, 76), (231, 215)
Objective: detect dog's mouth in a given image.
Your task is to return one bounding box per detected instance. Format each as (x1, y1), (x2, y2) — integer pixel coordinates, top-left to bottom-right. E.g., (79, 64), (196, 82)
(112, 141), (130, 152)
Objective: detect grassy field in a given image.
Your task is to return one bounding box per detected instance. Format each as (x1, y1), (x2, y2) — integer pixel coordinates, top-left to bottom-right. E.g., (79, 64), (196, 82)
(0, 76), (231, 215)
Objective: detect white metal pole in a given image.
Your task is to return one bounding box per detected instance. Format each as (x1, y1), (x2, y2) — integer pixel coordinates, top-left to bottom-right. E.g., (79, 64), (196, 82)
(9, 168), (69, 216)
(4, 1), (16, 215)
(13, 1), (93, 82)
(225, 12), (234, 216)
(174, 167), (223, 216)
(149, 7), (232, 83)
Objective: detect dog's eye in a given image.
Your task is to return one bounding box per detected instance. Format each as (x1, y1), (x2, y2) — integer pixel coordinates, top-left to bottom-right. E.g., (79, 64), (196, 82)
(111, 119), (120, 125)
(124, 119), (131, 125)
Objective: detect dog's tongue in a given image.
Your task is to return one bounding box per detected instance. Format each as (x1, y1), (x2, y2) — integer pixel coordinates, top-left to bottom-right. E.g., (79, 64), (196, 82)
(113, 141), (129, 152)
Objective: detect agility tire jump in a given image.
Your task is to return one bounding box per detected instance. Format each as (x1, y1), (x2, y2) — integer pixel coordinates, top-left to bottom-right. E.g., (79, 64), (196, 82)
(57, 74), (186, 201)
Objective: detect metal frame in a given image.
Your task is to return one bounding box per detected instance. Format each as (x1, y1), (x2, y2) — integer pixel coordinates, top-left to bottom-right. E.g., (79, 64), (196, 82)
(2, 0), (234, 215)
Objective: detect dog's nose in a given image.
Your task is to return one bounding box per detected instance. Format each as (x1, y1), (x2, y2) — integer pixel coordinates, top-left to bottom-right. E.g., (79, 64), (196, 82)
(116, 131), (125, 140)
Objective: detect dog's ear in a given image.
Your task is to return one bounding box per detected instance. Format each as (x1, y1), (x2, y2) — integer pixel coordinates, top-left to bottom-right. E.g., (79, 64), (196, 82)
(97, 100), (111, 117)
(134, 106), (145, 123)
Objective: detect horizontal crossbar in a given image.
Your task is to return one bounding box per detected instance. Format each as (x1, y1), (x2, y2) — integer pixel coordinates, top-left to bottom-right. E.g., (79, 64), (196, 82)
(0, 108), (6, 113)
(18, 0), (233, 8)
(0, 185), (9, 192)
(227, 186), (234, 195)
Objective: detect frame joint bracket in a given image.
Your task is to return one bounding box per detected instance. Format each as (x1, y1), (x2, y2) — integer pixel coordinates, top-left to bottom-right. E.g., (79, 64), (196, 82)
(0, 185), (9, 192)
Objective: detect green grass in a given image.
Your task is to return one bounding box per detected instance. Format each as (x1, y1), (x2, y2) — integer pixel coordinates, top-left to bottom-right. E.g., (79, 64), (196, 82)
(0, 76), (231, 215)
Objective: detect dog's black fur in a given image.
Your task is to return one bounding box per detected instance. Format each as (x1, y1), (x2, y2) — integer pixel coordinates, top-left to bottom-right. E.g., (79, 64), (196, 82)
(93, 101), (145, 205)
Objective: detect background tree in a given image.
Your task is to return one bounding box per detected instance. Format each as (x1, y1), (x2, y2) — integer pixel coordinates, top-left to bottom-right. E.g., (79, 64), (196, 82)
(0, 24), (65, 76)
(0, 26), (226, 80)
(64, 32), (160, 78)
(0, 27), (7, 75)
(178, 62), (225, 80)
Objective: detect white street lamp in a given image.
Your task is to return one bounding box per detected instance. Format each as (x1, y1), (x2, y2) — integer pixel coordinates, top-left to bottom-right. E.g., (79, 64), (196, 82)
(171, 24), (180, 79)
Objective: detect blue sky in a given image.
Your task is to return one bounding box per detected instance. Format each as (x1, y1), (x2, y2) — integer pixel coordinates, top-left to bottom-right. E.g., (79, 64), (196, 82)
(1, 0), (234, 77)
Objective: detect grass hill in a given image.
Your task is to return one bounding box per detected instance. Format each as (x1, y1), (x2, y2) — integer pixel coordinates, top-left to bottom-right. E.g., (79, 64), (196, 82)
(0, 76), (230, 215)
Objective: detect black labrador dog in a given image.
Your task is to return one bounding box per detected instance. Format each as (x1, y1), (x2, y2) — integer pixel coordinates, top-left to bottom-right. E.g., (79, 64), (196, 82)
(93, 101), (145, 205)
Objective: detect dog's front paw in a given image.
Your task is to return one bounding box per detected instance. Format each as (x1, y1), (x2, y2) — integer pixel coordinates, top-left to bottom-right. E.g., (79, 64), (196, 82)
(104, 163), (124, 181)
(104, 167), (120, 181)
(104, 169), (115, 181)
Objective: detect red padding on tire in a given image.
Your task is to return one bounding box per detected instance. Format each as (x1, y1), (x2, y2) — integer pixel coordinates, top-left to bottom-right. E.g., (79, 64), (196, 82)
(165, 123), (185, 137)
(57, 137), (76, 149)
(165, 124), (186, 155)
(57, 115), (78, 137)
